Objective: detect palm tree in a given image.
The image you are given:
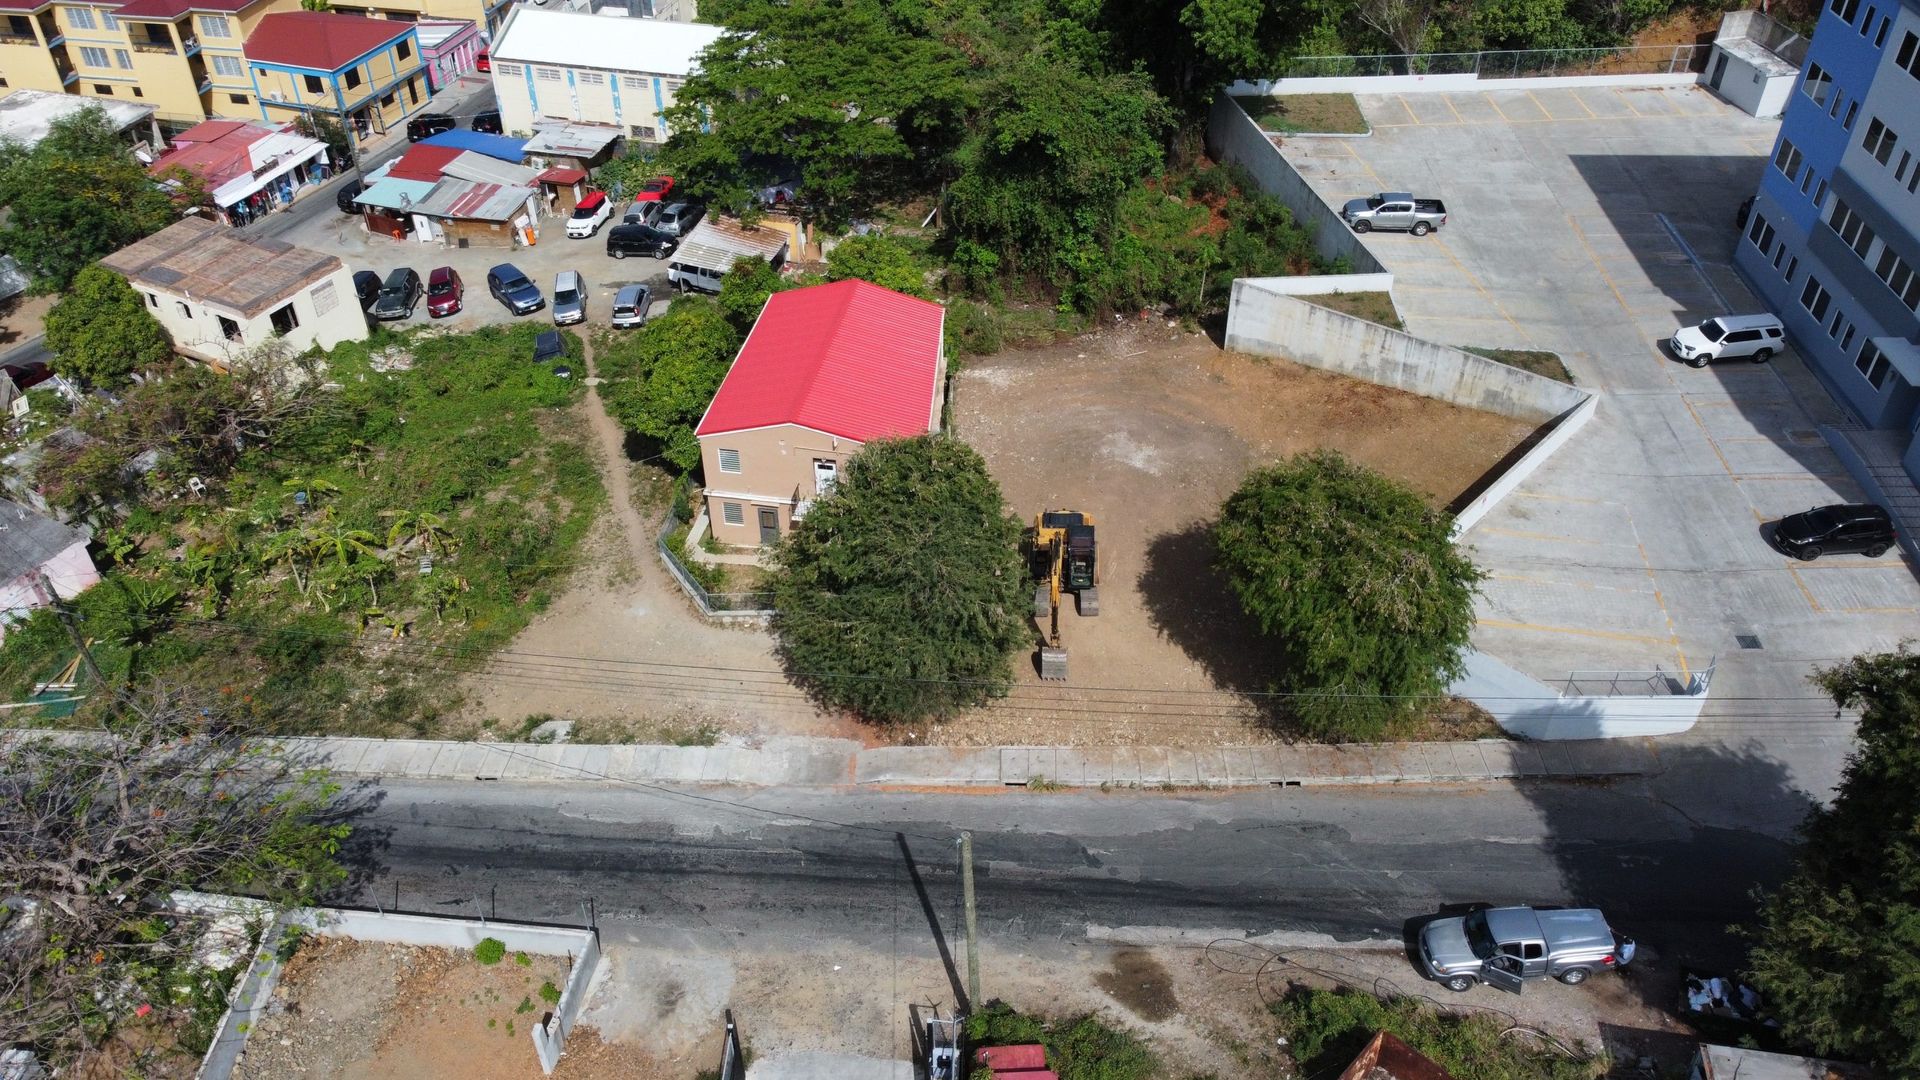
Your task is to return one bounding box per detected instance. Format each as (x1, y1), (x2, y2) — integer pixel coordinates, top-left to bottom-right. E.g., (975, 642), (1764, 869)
(281, 476), (340, 512)
(260, 527), (315, 598)
(381, 510), (458, 558)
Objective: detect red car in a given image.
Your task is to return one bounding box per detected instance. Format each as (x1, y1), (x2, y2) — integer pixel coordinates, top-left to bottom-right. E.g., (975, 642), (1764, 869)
(475, 49), (490, 73)
(634, 175), (675, 202)
(426, 266), (464, 318)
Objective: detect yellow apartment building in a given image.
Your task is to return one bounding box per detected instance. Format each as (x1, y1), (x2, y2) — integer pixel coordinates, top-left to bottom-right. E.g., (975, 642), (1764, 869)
(244, 10), (425, 149)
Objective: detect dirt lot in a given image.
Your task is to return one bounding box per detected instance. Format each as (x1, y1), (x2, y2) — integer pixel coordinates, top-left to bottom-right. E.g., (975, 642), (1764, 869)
(929, 320), (1536, 745)
(235, 936), (621, 1080)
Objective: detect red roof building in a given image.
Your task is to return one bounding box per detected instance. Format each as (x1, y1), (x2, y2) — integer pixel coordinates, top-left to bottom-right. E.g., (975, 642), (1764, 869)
(694, 279), (947, 547)
(386, 144), (464, 182)
(243, 11), (415, 71)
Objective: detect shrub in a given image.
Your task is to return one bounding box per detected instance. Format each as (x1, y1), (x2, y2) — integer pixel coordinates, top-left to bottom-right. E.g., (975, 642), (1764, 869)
(539, 980), (562, 1005)
(966, 1002), (1160, 1080)
(943, 299), (1003, 357)
(1273, 988), (1605, 1080)
(474, 937), (506, 965)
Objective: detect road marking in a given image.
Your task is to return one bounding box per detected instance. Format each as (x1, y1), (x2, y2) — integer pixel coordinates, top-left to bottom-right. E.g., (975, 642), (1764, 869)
(1443, 95), (1466, 124)
(1479, 619), (1677, 646)
(1566, 215), (1637, 318)
(1488, 571), (1654, 594)
(1627, 513), (1691, 676)
(1486, 94), (1517, 123)
(1337, 140), (1389, 189)
(1525, 90), (1559, 120)
(1788, 567), (1823, 612)
(1840, 605), (1920, 614)
(1680, 396), (1738, 479)
(1397, 95), (1421, 125)
(1426, 236), (1530, 338)
(1509, 491), (1605, 505)
(1612, 88), (1648, 117)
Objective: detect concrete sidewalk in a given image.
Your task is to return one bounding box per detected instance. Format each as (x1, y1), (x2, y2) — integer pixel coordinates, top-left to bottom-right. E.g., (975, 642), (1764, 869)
(284, 733), (1659, 788)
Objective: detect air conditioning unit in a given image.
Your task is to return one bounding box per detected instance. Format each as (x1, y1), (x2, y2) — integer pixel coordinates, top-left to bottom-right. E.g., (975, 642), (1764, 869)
(267, 90), (285, 102)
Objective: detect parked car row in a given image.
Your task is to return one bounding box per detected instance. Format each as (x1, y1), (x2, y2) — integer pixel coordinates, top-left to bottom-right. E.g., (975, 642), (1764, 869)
(353, 266), (465, 321)
(405, 109), (504, 142)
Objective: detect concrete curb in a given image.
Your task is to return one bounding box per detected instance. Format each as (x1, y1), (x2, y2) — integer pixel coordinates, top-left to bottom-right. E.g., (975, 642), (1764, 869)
(293, 735), (1657, 789)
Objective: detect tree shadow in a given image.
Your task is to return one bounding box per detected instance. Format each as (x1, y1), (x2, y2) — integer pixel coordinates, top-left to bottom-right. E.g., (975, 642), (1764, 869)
(1135, 520), (1291, 726)
(319, 774), (392, 904)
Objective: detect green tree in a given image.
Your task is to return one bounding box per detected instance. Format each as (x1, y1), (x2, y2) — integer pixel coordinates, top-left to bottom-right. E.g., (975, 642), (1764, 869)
(601, 300), (740, 472)
(1745, 648), (1920, 1074)
(767, 436), (1028, 722)
(42, 266), (174, 388)
(660, 0), (971, 228)
(716, 256), (798, 337)
(1213, 450), (1481, 739)
(0, 106), (178, 291)
(825, 234), (933, 298)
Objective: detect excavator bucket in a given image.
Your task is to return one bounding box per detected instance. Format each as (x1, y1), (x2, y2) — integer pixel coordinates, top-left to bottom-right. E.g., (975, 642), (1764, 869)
(1039, 646), (1069, 680)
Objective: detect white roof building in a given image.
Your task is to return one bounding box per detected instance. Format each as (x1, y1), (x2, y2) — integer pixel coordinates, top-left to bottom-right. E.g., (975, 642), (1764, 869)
(0, 89), (156, 154)
(486, 9), (725, 143)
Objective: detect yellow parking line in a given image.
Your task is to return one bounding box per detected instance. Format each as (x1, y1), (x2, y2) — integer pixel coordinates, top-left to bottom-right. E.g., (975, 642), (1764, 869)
(1489, 572), (1655, 594)
(1428, 237), (1530, 339)
(1681, 397), (1738, 479)
(1525, 90), (1557, 120)
(1486, 94), (1517, 123)
(1569, 90), (1598, 118)
(1510, 491), (1605, 505)
(1788, 567), (1823, 612)
(1479, 619), (1677, 646)
(1626, 514), (1690, 676)
(1398, 95), (1421, 125)
(1566, 215), (1636, 317)
(1444, 95), (1466, 123)
(1337, 141), (1389, 189)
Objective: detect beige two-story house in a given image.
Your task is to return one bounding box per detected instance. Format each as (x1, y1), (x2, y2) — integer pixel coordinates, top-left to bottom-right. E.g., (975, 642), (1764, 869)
(694, 279), (947, 547)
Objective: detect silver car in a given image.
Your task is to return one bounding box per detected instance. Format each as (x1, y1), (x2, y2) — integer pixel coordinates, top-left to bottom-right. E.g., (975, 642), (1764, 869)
(654, 201), (705, 238)
(552, 270), (587, 326)
(610, 283), (651, 329)
(1419, 906), (1633, 993)
(624, 200), (664, 228)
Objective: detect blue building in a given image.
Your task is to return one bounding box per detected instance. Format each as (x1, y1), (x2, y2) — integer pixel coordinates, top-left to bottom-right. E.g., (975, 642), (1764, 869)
(1737, 0), (1920, 481)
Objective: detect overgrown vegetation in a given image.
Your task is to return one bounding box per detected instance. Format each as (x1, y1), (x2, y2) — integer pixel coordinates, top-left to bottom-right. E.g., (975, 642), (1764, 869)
(1744, 648), (1920, 1074)
(1272, 987), (1607, 1079)
(965, 1001), (1175, 1080)
(766, 435), (1028, 723)
(1231, 93), (1370, 134)
(0, 325), (602, 735)
(1308, 291), (1404, 329)
(1214, 450), (1482, 740)
(1463, 347), (1575, 384)
(43, 265), (175, 388)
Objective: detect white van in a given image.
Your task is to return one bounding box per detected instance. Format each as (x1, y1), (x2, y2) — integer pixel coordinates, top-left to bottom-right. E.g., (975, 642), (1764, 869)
(667, 260), (726, 295)
(1669, 313), (1785, 367)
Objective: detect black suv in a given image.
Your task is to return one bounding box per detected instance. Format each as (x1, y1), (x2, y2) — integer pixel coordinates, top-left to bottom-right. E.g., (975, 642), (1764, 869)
(1771, 503), (1897, 560)
(471, 109), (503, 135)
(337, 178), (364, 213)
(407, 113), (456, 142)
(370, 267), (424, 320)
(606, 223), (677, 259)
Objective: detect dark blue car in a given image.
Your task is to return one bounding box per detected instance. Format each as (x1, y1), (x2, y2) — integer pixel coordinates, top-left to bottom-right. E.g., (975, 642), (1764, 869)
(487, 263), (544, 315)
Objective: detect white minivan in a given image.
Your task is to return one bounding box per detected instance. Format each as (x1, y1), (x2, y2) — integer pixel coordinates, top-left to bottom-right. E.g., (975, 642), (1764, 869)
(1669, 313), (1785, 367)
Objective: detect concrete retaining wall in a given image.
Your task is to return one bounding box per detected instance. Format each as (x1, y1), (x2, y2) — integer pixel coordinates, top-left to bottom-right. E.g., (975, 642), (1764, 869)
(1206, 95), (1386, 274)
(1225, 279), (1589, 421)
(1239, 272), (1395, 296)
(1226, 72), (1698, 95)
(1450, 651), (1707, 740)
(1450, 394), (1598, 537)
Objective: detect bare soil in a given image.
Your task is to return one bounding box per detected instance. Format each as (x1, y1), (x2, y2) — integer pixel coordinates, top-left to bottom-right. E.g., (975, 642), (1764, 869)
(1232, 93), (1370, 135)
(235, 936), (597, 1080)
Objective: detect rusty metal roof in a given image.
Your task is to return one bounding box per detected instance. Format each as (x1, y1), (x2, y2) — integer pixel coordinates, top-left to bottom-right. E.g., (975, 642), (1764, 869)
(99, 216), (343, 319)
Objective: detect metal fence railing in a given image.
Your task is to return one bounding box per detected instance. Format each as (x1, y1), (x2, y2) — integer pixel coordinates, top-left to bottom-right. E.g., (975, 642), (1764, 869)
(1273, 43), (1712, 81)
(656, 514), (774, 618)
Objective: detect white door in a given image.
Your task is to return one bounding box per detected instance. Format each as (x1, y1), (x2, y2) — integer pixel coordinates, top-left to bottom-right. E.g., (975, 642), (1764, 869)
(814, 458), (838, 493)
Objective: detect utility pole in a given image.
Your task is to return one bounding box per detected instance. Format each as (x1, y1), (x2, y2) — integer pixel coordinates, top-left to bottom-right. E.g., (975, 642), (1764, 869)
(37, 571), (103, 688)
(960, 831), (980, 1010)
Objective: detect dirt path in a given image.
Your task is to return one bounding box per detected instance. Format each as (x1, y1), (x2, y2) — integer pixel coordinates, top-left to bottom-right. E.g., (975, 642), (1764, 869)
(454, 336), (840, 739)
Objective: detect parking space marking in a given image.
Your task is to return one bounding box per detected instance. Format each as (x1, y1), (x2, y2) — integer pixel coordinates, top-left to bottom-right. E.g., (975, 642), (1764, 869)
(1489, 571), (1656, 595)
(1610, 88), (1648, 117)
(1443, 95), (1466, 124)
(1396, 95), (1422, 125)
(1788, 567), (1823, 612)
(1509, 491), (1603, 505)
(1477, 526), (1610, 544)
(1486, 94), (1519, 123)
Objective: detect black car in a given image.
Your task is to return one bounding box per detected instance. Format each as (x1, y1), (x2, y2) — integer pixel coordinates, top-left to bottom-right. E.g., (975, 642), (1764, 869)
(1771, 503), (1897, 560)
(471, 109), (503, 135)
(606, 223), (677, 259)
(487, 263), (545, 315)
(337, 179), (364, 214)
(407, 113), (457, 142)
(353, 270), (382, 311)
(370, 267), (424, 320)
(533, 330), (566, 364)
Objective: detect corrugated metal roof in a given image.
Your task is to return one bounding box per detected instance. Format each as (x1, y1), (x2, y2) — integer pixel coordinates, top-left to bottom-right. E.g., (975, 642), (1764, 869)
(413, 178), (535, 221)
(244, 11), (414, 71)
(0, 497), (86, 585)
(418, 129), (528, 162)
(673, 215), (788, 274)
(441, 151), (540, 188)
(0, 89), (153, 148)
(489, 8), (722, 77)
(387, 144), (463, 182)
(355, 177), (438, 211)
(98, 217), (343, 318)
(520, 122), (622, 159)
(696, 280), (944, 444)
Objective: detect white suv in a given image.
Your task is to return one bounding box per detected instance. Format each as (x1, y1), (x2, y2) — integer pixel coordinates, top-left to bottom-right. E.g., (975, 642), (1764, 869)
(1670, 314), (1785, 367)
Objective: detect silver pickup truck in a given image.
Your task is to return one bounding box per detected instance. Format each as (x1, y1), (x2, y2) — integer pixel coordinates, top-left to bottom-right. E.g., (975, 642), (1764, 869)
(1419, 906), (1635, 993)
(1341, 191), (1448, 235)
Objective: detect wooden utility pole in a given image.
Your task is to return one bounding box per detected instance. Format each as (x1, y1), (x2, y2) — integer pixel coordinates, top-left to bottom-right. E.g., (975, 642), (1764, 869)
(38, 571), (103, 688)
(960, 831), (980, 1009)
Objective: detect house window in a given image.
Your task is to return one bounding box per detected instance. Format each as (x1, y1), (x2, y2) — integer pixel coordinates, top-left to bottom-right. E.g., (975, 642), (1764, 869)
(303, 73), (322, 93)
(212, 54), (243, 78)
(344, 67), (361, 89)
(717, 448), (742, 474)
(218, 315), (241, 343)
(1800, 277), (1831, 321)
(131, 87), (142, 97)
(406, 79), (418, 104)
(721, 501), (744, 526)
(395, 39), (410, 61)
(67, 7), (95, 30)
(495, 62), (521, 76)
(114, 48), (130, 68)
(229, 93), (248, 105)
(78, 46), (108, 67)
(101, 11), (115, 29)
(1862, 116), (1898, 165)
(1829, 198), (1875, 257)
(1773, 139), (1803, 182)
(535, 66), (561, 81)
(198, 14), (229, 37)
(1801, 63), (1833, 106)
(1856, 341), (1889, 389)
(91, 83), (112, 95)
(269, 302), (299, 335)
(1747, 213), (1775, 256)
(176, 301), (193, 319)
(380, 92), (394, 108)
(310, 279), (338, 316)
(630, 125), (656, 139)
(1830, 0), (1859, 23)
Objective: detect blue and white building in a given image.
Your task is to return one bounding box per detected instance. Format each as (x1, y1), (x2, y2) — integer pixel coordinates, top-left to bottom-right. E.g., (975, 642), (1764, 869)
(485, 8), (722, 145)
(1737, 0), (1920, 480)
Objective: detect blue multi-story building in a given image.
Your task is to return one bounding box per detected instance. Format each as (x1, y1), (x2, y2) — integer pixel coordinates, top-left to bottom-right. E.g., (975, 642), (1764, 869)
(1737, 0), (1920, 481)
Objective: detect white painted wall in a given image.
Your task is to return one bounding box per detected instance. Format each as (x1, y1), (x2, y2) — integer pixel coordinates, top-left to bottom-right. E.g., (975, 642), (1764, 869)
(137, 265), (368, 368)
(1226, 72), (1699, 96)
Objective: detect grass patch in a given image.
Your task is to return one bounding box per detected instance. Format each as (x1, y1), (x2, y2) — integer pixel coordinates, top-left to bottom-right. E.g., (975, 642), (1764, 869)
(1304, 291), (1404, 330)
(1462, 347), (1575, 384)
(966, 1001), (1168, 1080)
(1233, 93), (1369, 135)
(1273, 987), (1606, 1080)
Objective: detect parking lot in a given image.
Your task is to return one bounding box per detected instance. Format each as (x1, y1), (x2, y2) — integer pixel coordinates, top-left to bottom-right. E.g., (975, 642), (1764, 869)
(1280, 85), (1920, 776)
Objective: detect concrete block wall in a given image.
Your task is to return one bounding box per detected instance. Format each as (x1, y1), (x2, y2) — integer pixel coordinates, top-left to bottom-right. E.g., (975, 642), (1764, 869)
(1225, 72), (1698, 95)
(1206, 95), (1387, 274)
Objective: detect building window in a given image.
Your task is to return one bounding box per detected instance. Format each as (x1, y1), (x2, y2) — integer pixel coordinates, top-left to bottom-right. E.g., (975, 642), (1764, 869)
(269, 302), (299, 335)
(67, 7), (95, 30)
(217, 315), (241, 343)
(229, 93), (248, 105)
(1812, 177), (1827, 204)
(198, 14), (229, 37)
(1876, 15), (1890, 47)
(717, 448), (741, 474)
(630, 125), (657, 139)
(310, 280), (338, 316)
(1748, 213), (1776, 255)
(147, 292), (158, 308)
(1829, 309), (1846, 338)
(113, 48), (130, 68)
(1874, 249), (1920, 310)
(1840, 324), (1856, 351)
(722, 501), (744, 526)
(92, 83), (112, 95)
(1859, 5), (1875, 34)
(101, 11), (115, 29)
(1831, 0), (1859, 23)
(578, 71), (604, 85)
(303, 73), (322, 93)
(1800, 277), (1831, 321)
(406, 78), (418, 104)
(78, 46), (108, 67)
(395, 39), (410, 61)
(1829, 199), (1875, 257)
(380, 92), (394, 108)
(212, 54), (243, 78)
(664, 79), (682, 95)
(1862, 117), (1899, 164)
(1899, 32), (1919, 78)
(1784, 255), (1798, 282)
(1773, 139), (1803, 182)
(1801, 63), (1833, 106)
(1843, 101), (1860, 129)
(1899, 150), (1913, 183)
(1856, 341), (1889, 389)
(176, 301), (192, 319)
(622, 75), (648, 89)
(345, 67), (361, 89)
(495, 62), (521, 76)
(536, 66), (562, 81)
(131, 87), (141, 97)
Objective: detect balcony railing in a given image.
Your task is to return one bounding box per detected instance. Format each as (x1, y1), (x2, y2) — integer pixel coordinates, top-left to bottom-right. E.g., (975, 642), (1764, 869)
(0, 30), (40, 44)
(132, 39), (177, 54)
(180, 34), (199, 55)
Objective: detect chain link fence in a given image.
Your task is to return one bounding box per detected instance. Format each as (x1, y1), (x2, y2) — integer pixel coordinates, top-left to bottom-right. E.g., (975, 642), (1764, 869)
(656, 514), (775, 618)
(1274, 43), (1711, 81)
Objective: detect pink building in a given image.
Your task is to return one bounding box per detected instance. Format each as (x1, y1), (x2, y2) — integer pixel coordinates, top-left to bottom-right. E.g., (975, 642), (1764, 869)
(0, 498), (99, 640)
(417, 20), (484, 94)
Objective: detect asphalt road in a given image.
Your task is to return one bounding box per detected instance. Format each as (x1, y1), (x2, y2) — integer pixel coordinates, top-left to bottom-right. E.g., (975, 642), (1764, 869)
(339, 774), (1800, 971)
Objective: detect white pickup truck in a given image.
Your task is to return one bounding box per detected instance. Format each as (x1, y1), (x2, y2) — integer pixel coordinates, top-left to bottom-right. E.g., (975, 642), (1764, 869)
(1341, 191), (1448, 235)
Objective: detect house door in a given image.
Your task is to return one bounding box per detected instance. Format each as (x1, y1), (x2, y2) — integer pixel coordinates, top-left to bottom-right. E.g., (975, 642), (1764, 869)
(1709, 53), (1728, 90)
(814, 458), (838, 494)
(758, 507), (780, 544)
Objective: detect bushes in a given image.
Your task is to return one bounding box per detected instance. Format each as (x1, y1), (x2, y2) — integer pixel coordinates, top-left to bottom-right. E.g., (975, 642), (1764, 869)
(966, 1002), (1162, 1080)
(1273, 988), (1605, 1080)
(474, 938), (506, 965)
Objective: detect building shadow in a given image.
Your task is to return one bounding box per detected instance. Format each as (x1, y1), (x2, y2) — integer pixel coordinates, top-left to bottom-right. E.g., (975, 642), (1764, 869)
(1135, 520), (1292, 726)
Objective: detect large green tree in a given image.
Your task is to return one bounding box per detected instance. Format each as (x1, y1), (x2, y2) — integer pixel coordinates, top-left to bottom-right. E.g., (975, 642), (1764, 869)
(0, 106), (178, 291)
(825, 234), (933, 299)
(1213, 450), (1481, 739)
(43, 265), (175, 388)
(601, 299), (740, 472)
(767, 436), (1028, 722)
(1745, 649), (1920, 1073)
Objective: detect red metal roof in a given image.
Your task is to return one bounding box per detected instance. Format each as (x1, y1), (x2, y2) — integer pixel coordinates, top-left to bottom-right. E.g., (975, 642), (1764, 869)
(110, 0), (262, 16)
(975, 1046), (1048, 1071)
(536, 167), (586, 185)
(147, 119), (271, 186)
(386, 144), (462, 182)
(243, 11), (412, 71)
(695, 280), (944, 444)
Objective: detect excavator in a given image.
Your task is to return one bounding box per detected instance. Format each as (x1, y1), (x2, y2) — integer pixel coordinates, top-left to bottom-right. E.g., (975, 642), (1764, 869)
(1024, 510), (1099, 680)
